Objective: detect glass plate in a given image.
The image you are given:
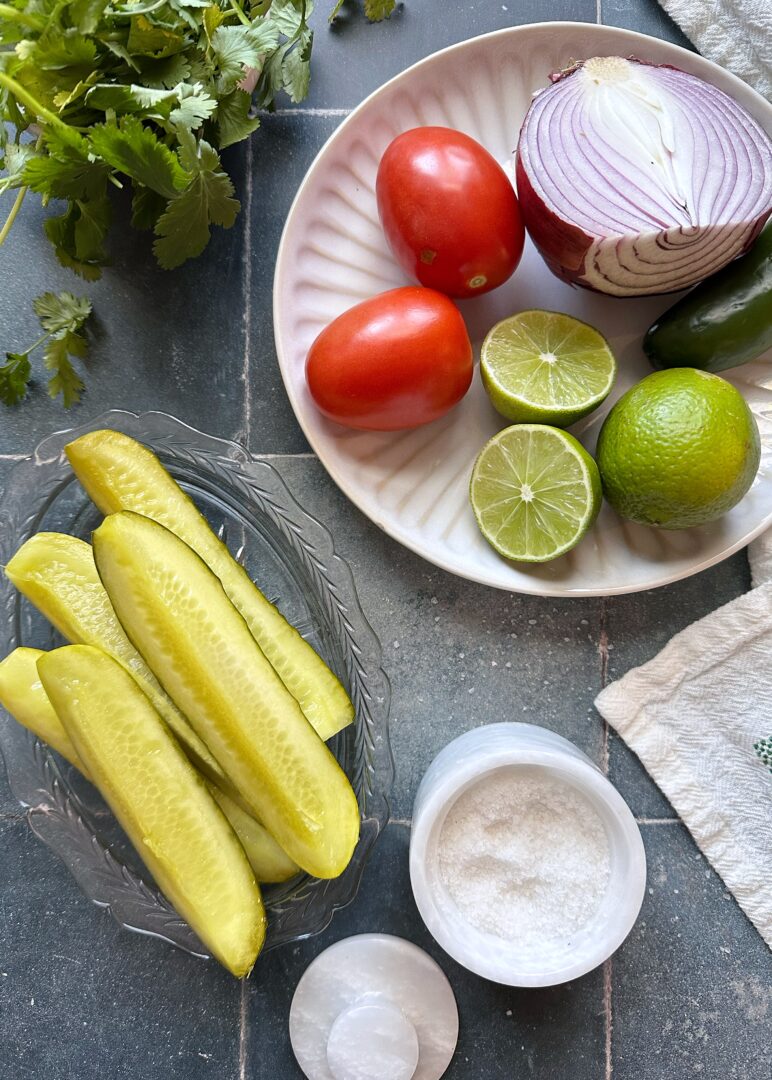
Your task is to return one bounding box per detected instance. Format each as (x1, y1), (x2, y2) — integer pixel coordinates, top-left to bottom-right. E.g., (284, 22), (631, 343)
(0, 410), (393, 960)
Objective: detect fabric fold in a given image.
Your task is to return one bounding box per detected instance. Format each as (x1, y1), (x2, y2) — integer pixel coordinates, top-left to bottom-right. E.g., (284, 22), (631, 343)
(658, 0), (772, 100)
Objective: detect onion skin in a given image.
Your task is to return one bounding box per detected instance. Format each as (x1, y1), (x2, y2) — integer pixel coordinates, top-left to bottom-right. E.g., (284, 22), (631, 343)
(516, 57), (772, 297)
(515, 157), (594, 283)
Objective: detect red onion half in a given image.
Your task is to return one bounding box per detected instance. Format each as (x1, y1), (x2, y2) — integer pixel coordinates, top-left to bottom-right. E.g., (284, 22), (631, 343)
(516, 57), (772, 296)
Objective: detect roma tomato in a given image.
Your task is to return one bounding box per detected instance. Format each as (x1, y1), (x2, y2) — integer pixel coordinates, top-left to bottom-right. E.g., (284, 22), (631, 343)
(305, 287), (473, 431)
(376, 127), (525, 298)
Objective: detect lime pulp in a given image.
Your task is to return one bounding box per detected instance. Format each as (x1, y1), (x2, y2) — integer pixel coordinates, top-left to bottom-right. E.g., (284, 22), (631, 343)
(480, 310), (616, 427)
(470, 424), (602, 562)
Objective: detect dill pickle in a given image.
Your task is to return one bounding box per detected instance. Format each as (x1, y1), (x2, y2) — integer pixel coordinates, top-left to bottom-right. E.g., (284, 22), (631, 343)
(0, 647), (90, 777)
(65, 429), (354, 741)
(207, 784), (300, 884)
(92, 511), (360, 879)
(0, 644), (298, 884)
(38, 645), (266, 977)
(4, 533), (227, 790)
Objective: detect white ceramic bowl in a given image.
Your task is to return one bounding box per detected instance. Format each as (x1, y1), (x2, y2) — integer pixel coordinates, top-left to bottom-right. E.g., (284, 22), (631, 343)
(409, 723), (646, 986)
(274, 22), (772, 597)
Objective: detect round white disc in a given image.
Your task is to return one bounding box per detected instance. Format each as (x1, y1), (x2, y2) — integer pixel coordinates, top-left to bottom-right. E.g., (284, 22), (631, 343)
(289, 934), (459, 1080)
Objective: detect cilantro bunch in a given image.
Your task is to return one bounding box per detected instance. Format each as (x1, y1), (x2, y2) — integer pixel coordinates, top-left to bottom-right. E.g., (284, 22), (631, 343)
(0, 0), (318, 276)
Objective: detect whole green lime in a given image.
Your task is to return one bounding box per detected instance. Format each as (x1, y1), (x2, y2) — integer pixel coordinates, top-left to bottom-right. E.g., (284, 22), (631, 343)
(596, 369), (760, 529)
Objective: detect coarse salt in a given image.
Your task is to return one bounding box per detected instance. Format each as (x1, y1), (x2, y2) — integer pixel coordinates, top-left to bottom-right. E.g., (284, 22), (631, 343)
(437, 766), (610, 945)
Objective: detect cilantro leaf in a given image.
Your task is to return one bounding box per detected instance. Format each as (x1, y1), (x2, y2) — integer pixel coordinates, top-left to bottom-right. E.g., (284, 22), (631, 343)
(44, 335), (86, 407)
(211, 25), (266, 93)
(127, 15), (186, 59)
(86, 84), (179, 115)
(364, 0), (397, 19)
(216, 89), (260, 150)
(70, 0), (109, 35)
(246, 17), (282, 53)
(270, 0), (313, 36)
(131, 184), (167, 230)
(330, 0), (397, 20)
(89, 117), (189, 199)
(86, 82), (215, 130)
(0, 143), (37, 195)
(252, 44), (287, 110)
(44, 203), (106, 280)
(203, 4), (228, 42)
(169, 83), (218, 129)
(72, 196), (111, 263)
(28, 33), (99, 72)
(0, 353), (32, 407)
(23, 134), (110, 201)
(52, 73), (102, 110)
(33, 292), (93, 335)
(281, 28), (313, 102)
(153, 135), (239, 269)
(136, 52), (193, 89)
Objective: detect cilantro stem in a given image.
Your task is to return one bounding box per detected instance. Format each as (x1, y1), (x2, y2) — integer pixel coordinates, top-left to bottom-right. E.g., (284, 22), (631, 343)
(0, 73), (76, 142)
(0, 186), (27, 248)
(228, 0), (251, 28)
(0, 4), (45, 29)
(103, 0), (167, 17)
(23, 331), (51, 357)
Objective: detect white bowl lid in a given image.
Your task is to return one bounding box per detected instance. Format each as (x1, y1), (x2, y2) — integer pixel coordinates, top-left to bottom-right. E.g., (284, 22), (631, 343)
(289, 934), (459, 1080)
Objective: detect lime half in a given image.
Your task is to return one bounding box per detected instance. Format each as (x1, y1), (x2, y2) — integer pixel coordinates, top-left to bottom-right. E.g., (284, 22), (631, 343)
(481, 310), (617, 427)
(470, 425), (602, 562)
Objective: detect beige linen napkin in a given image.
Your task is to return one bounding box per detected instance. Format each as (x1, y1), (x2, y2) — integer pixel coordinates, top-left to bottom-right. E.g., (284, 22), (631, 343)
(658, 0), (772, 99)
(595, 531), (772, 946)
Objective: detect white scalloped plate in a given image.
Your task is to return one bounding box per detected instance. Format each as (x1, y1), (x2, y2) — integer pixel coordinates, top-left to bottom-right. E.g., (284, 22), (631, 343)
(274, 22), (772, 596)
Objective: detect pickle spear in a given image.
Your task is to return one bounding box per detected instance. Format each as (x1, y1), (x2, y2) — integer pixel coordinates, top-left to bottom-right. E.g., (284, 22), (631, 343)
(38, 645), (266, 976)
(0, 647), (90, 777)
(0, 646), (299, 884)
(4, 533), (227, 790)
(92, 511), (360, 879)
(207, 784), (299, 883)
(66, 429), (354, 741)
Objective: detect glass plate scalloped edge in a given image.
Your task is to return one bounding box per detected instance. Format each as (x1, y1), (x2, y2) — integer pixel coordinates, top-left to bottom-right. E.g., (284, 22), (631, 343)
(0, 410), (393, 962)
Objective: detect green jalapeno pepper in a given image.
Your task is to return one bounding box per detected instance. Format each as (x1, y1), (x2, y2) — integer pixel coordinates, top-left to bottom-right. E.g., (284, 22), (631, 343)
(644, 225), (772, 373)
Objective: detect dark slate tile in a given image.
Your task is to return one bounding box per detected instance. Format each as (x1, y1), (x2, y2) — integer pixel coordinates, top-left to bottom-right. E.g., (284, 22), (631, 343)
(600, 0), (694, 50)
(613, 822), (771, 1080)
(304, 1), (597, 109)
(245, 116), (343, 455)
(246, 822), (607, 1080)
(603, 554), (750, 818)
(0, 142), (250, 456)
(268, 456), (606, 819)
(0, 457), (24, 815)
(0, 816), (241, 1080)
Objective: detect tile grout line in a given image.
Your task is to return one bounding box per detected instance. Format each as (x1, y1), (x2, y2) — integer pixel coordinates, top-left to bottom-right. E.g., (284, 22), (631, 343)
(238, 136), (253, 1080)
(603, 958), (613, 1080)
(242, 138), (254, 444)
(598, 594), (613, 1080)
(261, 107), (352, 117)
(594, 15), (612, 1077)
(598, 596), (610, 771)
(238, 978), (248, 1080)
